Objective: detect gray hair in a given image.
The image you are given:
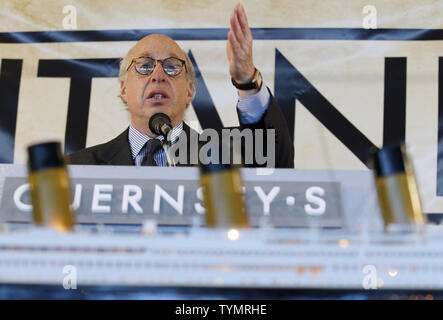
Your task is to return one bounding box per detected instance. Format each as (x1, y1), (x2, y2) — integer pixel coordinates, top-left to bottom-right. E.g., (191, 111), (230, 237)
(118, 48), (197, 106)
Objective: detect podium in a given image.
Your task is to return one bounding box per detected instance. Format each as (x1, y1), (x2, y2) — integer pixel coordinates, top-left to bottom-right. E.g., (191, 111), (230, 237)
(0, 164), (383, 230)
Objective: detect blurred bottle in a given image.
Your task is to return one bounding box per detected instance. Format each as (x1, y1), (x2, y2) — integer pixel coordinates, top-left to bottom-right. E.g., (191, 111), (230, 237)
(199, 138), (249, 228)
(371, 143), (426, 231)
(27, 142), (75, 232)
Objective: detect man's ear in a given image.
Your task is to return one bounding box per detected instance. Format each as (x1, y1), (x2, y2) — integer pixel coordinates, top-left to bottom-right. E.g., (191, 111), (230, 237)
(120, 80), (127, 103)
(185, 81), (193, 108)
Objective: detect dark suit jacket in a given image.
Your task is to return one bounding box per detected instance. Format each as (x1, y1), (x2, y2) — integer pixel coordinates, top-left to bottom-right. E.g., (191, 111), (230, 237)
(68, 93), (294, 168)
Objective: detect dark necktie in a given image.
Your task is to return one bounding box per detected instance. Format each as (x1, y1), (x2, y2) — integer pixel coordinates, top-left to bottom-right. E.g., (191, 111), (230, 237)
(141, 138), (162, 166)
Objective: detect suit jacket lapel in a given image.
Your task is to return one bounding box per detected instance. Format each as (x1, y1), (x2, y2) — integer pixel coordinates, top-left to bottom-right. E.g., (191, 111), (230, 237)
(98, 128), (134, 166)
(176, 122), (200, 167)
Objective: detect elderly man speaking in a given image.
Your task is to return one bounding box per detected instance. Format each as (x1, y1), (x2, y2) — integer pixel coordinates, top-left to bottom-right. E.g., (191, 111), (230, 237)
(69, 3), (294, 168)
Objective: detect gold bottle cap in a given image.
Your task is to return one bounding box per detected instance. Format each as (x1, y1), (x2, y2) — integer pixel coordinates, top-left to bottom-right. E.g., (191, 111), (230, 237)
(371, 143), (406, 177)
(27, 142), (65, 172)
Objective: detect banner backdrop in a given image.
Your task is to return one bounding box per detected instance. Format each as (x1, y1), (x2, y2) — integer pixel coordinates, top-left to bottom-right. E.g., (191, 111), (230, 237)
(1, 0), (443, 214)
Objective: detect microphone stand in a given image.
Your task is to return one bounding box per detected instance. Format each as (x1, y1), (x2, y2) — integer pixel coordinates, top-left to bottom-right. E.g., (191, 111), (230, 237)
(161, 131), (176, 167)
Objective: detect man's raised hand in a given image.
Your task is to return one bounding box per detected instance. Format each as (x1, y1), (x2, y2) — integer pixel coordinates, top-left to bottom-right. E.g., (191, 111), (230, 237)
(227, 3), (256, 85)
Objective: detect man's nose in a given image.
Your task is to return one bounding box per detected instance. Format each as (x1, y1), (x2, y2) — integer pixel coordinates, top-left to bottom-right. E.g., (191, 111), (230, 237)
(150, 62), (167, 82)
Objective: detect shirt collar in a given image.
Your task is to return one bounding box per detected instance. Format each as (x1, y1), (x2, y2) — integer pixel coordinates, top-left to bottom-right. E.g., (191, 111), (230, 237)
(128, 122), (183, 159)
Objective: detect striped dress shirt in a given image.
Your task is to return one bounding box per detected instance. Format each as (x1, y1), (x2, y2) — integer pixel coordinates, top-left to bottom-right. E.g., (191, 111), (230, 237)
(129, 122), (183, 166)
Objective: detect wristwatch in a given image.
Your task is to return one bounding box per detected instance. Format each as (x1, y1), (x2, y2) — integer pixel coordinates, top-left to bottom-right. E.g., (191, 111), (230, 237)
(231, 68), (263, 91)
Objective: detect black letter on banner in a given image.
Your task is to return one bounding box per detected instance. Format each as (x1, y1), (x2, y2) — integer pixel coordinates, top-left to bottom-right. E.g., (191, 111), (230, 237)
(187, 50), (223, 129)
(438, 57), (443, 196)
(274, 49), (377, 165)
(37, 59), (119, 154)
(383, 58), (406, 145)
(0, 59), (22, 163)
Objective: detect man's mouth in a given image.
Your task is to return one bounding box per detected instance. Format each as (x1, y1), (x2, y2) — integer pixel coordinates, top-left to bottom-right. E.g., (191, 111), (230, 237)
(147, 90), (170, 101)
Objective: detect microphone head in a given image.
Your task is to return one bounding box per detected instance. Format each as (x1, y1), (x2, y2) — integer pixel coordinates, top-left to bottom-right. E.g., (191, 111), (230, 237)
(149, 113), (172, 137)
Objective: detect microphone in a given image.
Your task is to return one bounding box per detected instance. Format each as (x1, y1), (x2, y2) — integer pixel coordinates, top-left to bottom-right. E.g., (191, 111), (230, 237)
(149, 113), (173, 140)
(148, 112), (176, 167)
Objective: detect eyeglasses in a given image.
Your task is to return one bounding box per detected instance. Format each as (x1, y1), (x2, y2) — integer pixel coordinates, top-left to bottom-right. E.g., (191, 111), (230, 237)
(127, 56), (187, 76)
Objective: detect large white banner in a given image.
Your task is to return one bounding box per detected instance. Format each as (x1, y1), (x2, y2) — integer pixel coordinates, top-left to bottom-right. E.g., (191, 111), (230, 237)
(1, 0), (443, 214)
